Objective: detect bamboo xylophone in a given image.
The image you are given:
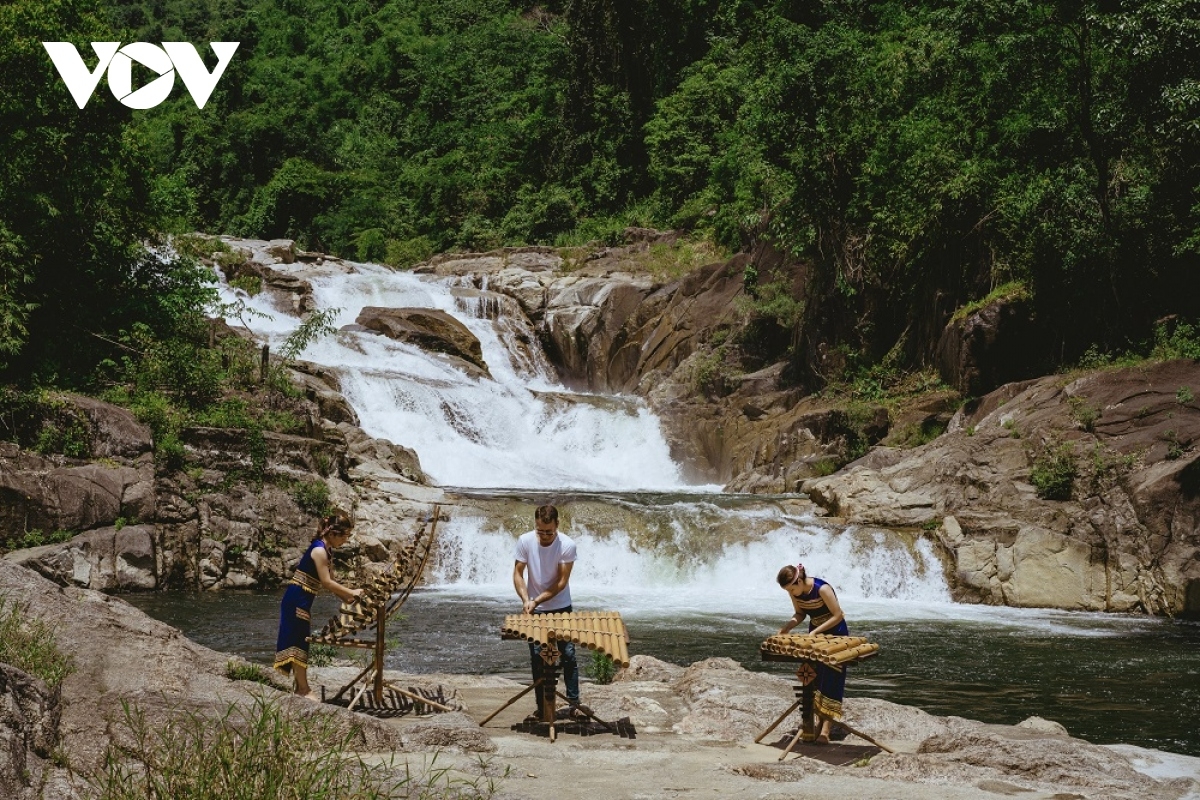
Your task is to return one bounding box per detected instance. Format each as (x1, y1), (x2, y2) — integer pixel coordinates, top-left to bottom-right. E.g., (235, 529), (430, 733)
(309, 518), (437, 647)
(501, 611), (630, 668)
(759, 633), (880, 667)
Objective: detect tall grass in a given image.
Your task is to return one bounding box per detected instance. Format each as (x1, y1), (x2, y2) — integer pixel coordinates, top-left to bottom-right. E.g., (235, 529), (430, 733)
(87, 694), (499, 800)
(0, 595), (75, 687)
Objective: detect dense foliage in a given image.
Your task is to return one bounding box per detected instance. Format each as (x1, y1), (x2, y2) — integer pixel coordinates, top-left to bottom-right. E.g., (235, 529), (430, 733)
(2, 0), (1199, 387)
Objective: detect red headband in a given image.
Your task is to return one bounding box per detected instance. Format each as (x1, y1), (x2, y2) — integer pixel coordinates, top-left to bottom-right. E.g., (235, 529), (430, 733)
(790, 563), (805, 585)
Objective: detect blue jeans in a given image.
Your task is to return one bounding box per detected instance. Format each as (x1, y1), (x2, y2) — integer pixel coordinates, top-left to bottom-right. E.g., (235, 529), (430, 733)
(528, 605), (580, 710)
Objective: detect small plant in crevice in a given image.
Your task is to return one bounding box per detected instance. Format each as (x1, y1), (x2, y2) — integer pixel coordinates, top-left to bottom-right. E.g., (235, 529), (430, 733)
(0, 596), (75, 687)
(1067, 395), (1100, 432)
(1177, 385), (1194, 405)
(1029, 440), (1077, 500)
(584, 651), (618, 685)
(308, 642), (339, 667)
(1164, 429), (1185, 461)
(224, 659), (288, 691)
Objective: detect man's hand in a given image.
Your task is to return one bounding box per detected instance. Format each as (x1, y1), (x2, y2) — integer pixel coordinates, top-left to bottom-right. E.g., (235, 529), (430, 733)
(523, 598), (537, 614)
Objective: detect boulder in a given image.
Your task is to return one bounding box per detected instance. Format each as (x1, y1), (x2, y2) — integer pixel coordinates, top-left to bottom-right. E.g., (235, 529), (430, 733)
(55, 394), (152, 459)
(0, 560), (403, 776)
(802, 360), (1200, 615)
(356, 307), (490, 379)
(8, 524), (157, 591)
(936, 294), (1044, 396)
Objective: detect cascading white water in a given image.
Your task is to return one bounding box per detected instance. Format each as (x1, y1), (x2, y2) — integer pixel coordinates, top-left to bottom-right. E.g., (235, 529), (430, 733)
(213, 252), (955, 612)
(218, 260), (689, 491)
(427, 500), (954, 617)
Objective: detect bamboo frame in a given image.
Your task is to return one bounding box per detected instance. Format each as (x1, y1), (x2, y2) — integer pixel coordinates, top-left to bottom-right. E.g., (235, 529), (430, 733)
(755, 634), (893, 759)
(314, 505), (442, 711)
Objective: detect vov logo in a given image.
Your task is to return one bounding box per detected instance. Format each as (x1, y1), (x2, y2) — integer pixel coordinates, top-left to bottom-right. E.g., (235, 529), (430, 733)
(42, 42), (239, 110)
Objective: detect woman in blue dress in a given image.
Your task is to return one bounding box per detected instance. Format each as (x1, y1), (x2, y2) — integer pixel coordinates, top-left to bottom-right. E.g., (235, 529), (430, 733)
(776, 562), (849, 743)
(274, 510), (362, 699)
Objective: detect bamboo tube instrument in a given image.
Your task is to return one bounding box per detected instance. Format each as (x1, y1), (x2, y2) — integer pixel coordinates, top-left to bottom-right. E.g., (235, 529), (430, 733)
(756, 633), (891, 760)
(484, 610), (631, 742)
(309, 506), (445, 712)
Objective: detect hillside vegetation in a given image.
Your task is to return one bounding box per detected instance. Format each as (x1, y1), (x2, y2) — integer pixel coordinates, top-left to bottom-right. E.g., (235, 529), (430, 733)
(2, 0), (1199, 392)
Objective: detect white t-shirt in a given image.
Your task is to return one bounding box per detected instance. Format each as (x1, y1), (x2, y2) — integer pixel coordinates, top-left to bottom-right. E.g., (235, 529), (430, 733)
(514, 530), (577, 611)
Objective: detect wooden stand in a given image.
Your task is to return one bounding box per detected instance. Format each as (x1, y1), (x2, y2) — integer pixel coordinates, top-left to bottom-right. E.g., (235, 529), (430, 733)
(756, 648), (894, 760)
(479, 645), (615, 742)
(314, 506), (447, 715)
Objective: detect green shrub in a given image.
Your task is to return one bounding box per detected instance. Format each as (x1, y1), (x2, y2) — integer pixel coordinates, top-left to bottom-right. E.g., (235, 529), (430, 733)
(811, 458), (838, 477)
(0, 388), (92, 458)
(228, 275), (263, 296)
(385, 236), (435, 269)
(1177, 386), (1194, 405)
(734, 277), (804, 330)
(308, 643), (339, 668)
(292, 479), (333, 516)
(1151, 320), (1200, 361)
(1030, 442), (1077, 500)
(86, 694), (501, 800)
(584, 652), (618, 685)
(1067, 396), (1100, 432)
(0, 596), (75, 687)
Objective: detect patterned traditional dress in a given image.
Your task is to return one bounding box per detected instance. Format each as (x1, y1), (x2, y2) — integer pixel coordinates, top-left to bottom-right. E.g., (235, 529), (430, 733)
(789, 577), (850, 721)
(273, 539), (326, 673)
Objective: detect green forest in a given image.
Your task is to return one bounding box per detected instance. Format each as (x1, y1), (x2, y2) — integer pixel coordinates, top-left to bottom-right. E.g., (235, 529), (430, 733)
(2, 0), (1199, 391)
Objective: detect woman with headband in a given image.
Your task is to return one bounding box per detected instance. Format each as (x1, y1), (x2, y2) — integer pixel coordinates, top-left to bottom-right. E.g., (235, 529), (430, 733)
(274, 509), (363, 699)
(776, 562), (848, 743)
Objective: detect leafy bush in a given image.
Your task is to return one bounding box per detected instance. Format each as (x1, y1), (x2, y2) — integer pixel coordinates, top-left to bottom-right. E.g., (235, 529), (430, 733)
(0, 388), (92, 458)
(228, 275), (263, 296)
(584, 652), (617, 685)
(1030, 442), (1077, 501)
(291, 479), (333, 516)
(0, 596), (75, 687)
(1151, 320), (1200, 361)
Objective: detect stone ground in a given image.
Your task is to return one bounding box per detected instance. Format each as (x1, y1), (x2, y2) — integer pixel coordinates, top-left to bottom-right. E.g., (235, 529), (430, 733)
(310, 668), (1200, 800)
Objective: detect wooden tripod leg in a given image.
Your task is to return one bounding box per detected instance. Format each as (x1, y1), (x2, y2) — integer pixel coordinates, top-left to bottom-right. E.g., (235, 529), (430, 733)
(835, 719), (895, 754)
(381, 681), (455, 713)
(755, 698), (801, 744)
(778, 722), (807, 762)
(347, 668), (375, 713)
(555, 691), (614, 730)
(328, 661), (376, 703)
(479, 679), (542, 727)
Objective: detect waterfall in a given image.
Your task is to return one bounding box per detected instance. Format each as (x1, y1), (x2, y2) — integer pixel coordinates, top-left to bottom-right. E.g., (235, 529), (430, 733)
(213, 252), (954, 610)
(218, 260), (693, 491)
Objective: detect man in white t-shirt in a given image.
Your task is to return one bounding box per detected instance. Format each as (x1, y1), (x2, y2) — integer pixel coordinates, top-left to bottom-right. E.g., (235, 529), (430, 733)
(513, 503), (580, 720)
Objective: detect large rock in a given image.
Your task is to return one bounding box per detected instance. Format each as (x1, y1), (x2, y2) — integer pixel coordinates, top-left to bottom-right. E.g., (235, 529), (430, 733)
(9, 524), (158, 591)
(0, 663), (60, 800)
(669, 657), (794, 741)
(356, 307), (490, 379)
(936, 294), (1044, 396)
(802, 360), (1200, 615)
(0, 445), (154, 537)
(0, 560), (402, 777)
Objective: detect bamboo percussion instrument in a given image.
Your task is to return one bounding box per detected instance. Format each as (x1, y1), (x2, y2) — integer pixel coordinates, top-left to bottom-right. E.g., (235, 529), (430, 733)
(759, 634), (880, 667)
(309, 514), (438, 646)
(500, 611), (631, 668)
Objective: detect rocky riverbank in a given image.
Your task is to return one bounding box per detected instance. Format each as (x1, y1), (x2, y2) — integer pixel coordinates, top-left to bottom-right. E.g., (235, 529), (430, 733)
(2, 559), (1197, 800)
